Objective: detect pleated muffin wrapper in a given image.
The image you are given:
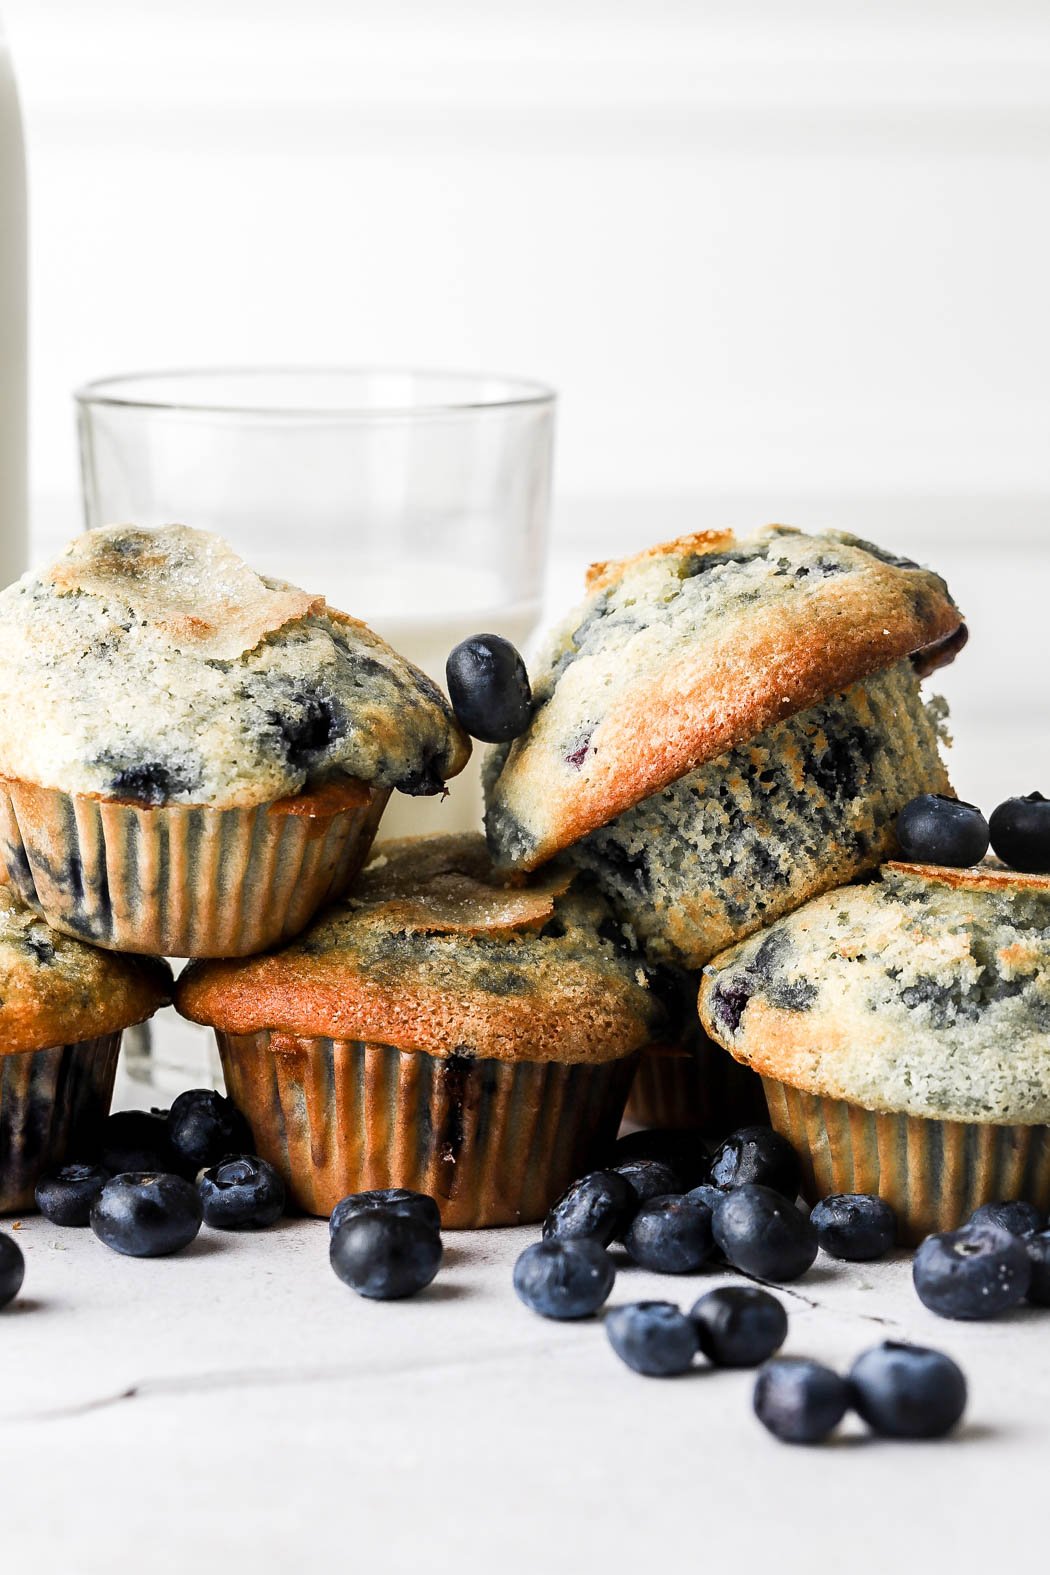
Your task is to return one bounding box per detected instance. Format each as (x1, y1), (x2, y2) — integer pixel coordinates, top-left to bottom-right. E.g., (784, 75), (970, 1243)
(216, 1028), (639, 1228)
(0, 1032), (121, 1214)
(625, 1039), (768, 1134)
(764, 1079), (1050, 1247)
(0, 776), (391, 958)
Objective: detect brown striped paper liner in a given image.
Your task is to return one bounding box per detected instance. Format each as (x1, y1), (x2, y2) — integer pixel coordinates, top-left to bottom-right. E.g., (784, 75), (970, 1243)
(216, 1029), (639, 1228)
(625, 1040), (768, 1133)
(0, 1033), (121, 1213)
(0, 776), (390, 958)
(763, 1078), (1050, 1245)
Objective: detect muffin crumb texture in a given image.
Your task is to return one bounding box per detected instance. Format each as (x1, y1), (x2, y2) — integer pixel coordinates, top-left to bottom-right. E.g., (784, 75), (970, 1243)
(699, 864), (1050, 1123)
(0, 525), (469, 807)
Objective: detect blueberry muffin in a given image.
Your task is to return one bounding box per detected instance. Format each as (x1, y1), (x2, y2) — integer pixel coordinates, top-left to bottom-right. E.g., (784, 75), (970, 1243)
(699, 862), (1050, 1242)
(0, 526), (470, 955)
(176, 833), (659, 1227)
(0, 885), (171, 1211)
(485, 526), (963, 971)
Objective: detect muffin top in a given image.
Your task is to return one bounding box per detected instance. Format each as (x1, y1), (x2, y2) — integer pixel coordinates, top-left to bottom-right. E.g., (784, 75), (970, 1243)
(698, 862), (1050, 1124)
(0, 526), (470, 808)
(485, 525), (963, 869)
(177, 833), (659, 1063)
(0, 885), (171, 1053)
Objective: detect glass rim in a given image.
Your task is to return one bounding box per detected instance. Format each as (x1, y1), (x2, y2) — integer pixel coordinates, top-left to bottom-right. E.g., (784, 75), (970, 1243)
(73, 365), (558, 420)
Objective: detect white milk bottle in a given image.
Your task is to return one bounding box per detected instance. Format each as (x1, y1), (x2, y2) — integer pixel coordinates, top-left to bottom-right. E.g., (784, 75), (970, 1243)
(0, 21), (25, 587)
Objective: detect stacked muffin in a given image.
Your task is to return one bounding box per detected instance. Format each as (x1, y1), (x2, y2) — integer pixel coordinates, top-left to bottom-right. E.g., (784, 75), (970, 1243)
(0, 524), (472, 1212)
(484, 525), (964, 1129)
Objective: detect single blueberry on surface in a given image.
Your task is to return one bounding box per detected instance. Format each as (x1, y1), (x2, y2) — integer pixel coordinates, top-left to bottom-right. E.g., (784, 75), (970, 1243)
(850, 1341), (967, 1439)
(810, 1194), (897, 1261)
(712, 1185), (818, 1282)
(35, 1162), (109, 1227)
(91, 1172), (203, 1258)
(690, 1286), (788, 1368)
(543, 1171), (636, 1246)
(969, 1199), (1043, 1239)
(329, 1188), (441, 1239)
(445, 634), (532, 744)
(100, 1109), (175, 1176)
(198, 1155), (286, 1230)
(612, 1158), (684, 1207)
(895, 794), (990, 867)
(1024, 1233), (1050, 1305)
(0, 1231), (24, 1307)
(753, 1358), (850, 1444)
(622, 1195), (714, 1274)
(330, 1211), (442, 1300)
(168, 1089), (253, 1175)
(707, 1127), (801, 1200)
(609, 1128), (710, 1189)
(512, 1239), (615, 1320)
(988, 792), (1050, 874)
(606, 1302), (698, 1377)
(912, 1223), (1031, 1319)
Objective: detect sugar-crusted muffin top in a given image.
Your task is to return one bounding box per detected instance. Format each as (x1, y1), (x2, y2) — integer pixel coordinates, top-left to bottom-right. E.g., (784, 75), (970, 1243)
(698, 862), (1050, 1124)
(0, 884), (171, 1053)
(177, 833), (659, 1063)
(484, 525), (963, 869)
(0, 526), (470, 808)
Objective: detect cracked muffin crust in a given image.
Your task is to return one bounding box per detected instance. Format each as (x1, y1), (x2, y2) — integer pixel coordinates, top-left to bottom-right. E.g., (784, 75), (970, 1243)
(484, 525), (963, 871)
(699, 863), (1050, 1124)
(0, 525), (469, 808)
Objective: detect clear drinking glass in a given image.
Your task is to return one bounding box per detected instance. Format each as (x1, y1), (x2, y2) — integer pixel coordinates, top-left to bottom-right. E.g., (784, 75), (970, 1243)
(75, 367), (556, 1089)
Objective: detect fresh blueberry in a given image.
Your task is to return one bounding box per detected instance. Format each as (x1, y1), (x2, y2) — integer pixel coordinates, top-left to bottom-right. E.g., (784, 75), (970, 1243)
(707, 1127), (801, 1200)
(91, 1172), (203, 1257)
(690, 1286), (788, 1367)
(445, 634), (532, 744)
(969, 1199), (1043, 1238)
(330, 1212), (443, 1300)
(912, 1223), (1031, 1319)
(849, 1341), (967, 1439)
(685, 1184), (729, 1260)
(810, 1194), (897, 1261)
(988, 792), (1050, 874)
(609, 1128), (710, 1189)
(895, 794), (990, 867)
(543, 1171), (636, 1246)
(753, 1358), (850, 1444)
(612, 1158), (684, 1206)
(35, 1162), (109, 1227)
(1024, 1232), (1050, 1305)
(512, 1239), (615, 1320)
(329, 1188), (442, 1238)
(623, 1195), (715, 1274)
(0, 1231), (24, 1307)
(168, 1089), (253, 1175)
(100, 1109), (175, 1175)
(198, 1155), (285, 1230)
(712, 1185), (818, 1282)
(606, 1302), (698, 1377)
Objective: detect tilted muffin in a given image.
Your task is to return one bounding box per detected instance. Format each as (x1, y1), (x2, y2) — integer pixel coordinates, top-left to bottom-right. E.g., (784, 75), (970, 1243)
(0, 526), (469, 955)
(699, 862), (1050, 1242)
(177, 833), (659, 1227)
(0, 886), (171, 1211)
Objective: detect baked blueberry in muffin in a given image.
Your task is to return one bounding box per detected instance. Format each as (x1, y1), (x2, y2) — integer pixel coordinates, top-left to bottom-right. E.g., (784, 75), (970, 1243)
(699, 861), (1050, 1241)
(0, 526), (470, 955)
(484, 525), (963, 972)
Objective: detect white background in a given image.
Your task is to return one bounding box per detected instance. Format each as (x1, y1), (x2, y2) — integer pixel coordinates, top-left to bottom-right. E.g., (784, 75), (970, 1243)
(2, 0), (1048, 788)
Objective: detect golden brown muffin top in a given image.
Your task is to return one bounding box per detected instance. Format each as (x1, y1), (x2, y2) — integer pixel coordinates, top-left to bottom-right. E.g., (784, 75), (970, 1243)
(485, 525), (963, 870)
(177, 833), (658, 1063)
(0, 886), (172, 1054)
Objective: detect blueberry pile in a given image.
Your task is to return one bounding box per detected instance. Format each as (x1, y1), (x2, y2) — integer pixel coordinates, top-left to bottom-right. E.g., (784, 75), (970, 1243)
(913, 1208), (1050, 1320)
(895, 789), (1050, 872)
(33, 1088), (286, 1257)
(754, 1343), (967, 1444)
